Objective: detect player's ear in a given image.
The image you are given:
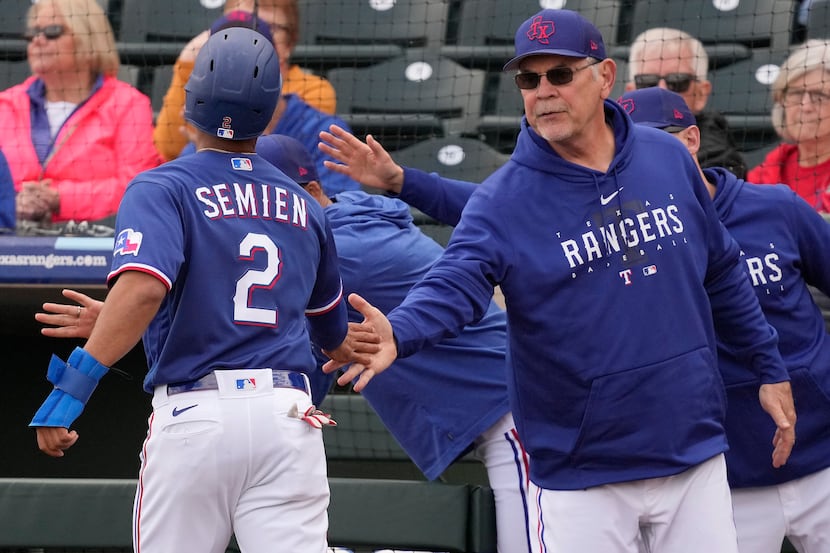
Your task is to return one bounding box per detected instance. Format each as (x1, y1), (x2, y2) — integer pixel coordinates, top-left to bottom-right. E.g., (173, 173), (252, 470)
(303, 180), (327, 205)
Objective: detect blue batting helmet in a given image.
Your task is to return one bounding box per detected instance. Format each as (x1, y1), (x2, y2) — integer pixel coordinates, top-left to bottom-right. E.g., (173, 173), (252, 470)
(184, 27), (281, 141)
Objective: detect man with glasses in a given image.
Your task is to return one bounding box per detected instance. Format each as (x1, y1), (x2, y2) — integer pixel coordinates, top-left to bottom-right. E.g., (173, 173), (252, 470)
(320, 9), (796, 553)
(626, 27), (747, 178)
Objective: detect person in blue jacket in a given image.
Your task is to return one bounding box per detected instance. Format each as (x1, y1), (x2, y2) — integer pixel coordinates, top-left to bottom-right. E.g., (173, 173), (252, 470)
(618, 87), (830, 553)
(0, 149), (14, 232)
(319, 9), (796, 553)
(36, 134), (535, 553)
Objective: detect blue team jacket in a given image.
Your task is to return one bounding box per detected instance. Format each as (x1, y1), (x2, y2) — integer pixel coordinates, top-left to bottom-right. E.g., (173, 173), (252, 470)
(387, 100), (789, 490)
(706, 167), (830, 488)
(324, 191), (510, 480)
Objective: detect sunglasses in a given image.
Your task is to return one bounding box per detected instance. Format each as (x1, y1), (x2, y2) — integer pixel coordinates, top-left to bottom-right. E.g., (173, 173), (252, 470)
(23, 24), (66, 41)
(514, 60), (599, 90)
(633, 73), (697, 93)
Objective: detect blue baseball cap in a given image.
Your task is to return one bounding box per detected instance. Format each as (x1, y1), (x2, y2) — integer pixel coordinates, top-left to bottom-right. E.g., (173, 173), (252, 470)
(210, 10), (274, 45)
(256, 134), (319, 185)
(503, 9), (606, 71)
(617, 88), (697, 132)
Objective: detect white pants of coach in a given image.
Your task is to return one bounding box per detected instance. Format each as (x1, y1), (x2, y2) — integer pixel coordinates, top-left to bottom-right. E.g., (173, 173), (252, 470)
(133, 368), (328, 553)
(529, 454), (739, 553)
(732, 465), (830, 553)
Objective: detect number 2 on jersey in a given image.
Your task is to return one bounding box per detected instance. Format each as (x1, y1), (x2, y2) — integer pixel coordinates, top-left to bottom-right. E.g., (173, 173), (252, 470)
(234, 233), (281, 326)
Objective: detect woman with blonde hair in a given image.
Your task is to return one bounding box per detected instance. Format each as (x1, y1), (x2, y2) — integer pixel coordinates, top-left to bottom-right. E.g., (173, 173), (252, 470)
(0, 0), (160, 225)
(748, 39), (830, 213)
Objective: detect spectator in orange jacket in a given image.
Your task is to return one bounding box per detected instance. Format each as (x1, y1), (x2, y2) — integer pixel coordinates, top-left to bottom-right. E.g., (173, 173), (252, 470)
(0, 0), (161, 225)
(153, 0), (337, 161)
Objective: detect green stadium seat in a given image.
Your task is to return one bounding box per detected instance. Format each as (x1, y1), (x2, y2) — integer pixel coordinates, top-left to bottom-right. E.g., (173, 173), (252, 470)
(442, 0), (625, 71)
(328, 49), (486, 151)
(295, 0), (449, 73)
(118, 0), (223, 43)
(626, 0), (797, 55)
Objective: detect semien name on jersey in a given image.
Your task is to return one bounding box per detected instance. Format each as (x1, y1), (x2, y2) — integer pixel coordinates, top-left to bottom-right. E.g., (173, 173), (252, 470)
(194, 182), (309, 228)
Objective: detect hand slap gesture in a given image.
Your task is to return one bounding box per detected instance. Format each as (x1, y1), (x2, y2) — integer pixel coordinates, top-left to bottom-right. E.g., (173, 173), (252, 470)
(323, 293), (399, 392)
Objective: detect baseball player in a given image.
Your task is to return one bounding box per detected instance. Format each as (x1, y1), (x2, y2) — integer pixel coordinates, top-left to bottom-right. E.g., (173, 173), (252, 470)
(619, 87), (830, 553)
(38, 134), (535, 553)
(320, 9), (796, 553)
(29, 27), (367, 553)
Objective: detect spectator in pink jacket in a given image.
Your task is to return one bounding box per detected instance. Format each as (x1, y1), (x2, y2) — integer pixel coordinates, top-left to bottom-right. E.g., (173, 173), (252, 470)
(0, 0), (161, 226)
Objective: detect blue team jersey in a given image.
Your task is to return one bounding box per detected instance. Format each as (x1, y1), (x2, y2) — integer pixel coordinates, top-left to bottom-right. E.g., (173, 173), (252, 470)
(325, 191), (510, 480)
(109, 150), (347, 392)
(706, 167), (830, 488)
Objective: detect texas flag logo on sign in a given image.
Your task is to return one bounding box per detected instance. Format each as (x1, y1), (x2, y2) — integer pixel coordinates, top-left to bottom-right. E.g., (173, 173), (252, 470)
(114, 228), (142, 256)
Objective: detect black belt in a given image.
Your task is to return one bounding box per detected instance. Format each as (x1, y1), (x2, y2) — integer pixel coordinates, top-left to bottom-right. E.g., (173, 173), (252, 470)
(167, 370), (309, 396)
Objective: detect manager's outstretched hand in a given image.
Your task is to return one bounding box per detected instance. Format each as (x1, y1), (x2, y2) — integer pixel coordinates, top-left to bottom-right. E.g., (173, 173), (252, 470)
(759, 381), (797, 468)
(319, 125), (404, 194)
(322, 293), (398, 392)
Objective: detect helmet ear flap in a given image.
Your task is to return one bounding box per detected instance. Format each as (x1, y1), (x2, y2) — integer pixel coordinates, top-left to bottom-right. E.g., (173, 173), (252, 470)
(184, 27), (282, 141)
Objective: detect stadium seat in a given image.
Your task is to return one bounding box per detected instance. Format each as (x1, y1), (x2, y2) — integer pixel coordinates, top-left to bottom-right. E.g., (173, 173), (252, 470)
(442, 0), (625, 70)
(299, 0), (449, 48)
(0, 60), (30, 91)
(392, 135), (509, 183)
(327, 49), (487, 151)
(477, 71), (523, 154)
(150, 64), (174, 115)
(392, 136), (511, 245)
(807, 0), (830, 38)
(0, 0), (32, 40)
(118, 0), (223, 43)
(707, 48), (784, 151)
(294, 0), (449, 72)
(626, 0), (797, 56)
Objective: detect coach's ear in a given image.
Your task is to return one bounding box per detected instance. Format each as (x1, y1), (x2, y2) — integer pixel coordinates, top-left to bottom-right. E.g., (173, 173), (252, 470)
(302, 180), (327, 205)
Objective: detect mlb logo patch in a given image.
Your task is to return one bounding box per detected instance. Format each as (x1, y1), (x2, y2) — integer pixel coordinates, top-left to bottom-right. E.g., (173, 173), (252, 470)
(114, 228), (142, 256)
(643, 265), (658, 276)
(231, 158), (253, 171)
(236, 378), (257, 390)
(217, 128), (234, 139)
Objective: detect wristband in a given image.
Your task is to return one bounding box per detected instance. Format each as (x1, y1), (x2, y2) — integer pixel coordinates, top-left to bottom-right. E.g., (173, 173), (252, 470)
(30, 347), (110, 428)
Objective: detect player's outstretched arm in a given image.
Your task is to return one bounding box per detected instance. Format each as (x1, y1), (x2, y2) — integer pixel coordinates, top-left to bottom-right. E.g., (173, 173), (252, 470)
(759, 381), (797, 468)
(36, 289), (102, 339)
(322, 293), (397, 392)
(319, 125), (404, 194)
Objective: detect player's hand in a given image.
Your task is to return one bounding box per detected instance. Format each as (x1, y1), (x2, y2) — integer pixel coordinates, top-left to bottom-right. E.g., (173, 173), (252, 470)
(759, 381), (796, 468)
(36, 426), (79, 457)
(36, 289), (102, 339)
(319, 125), (405, 194)
(323, 320), (381, 366)
(322, 293), (398, 392)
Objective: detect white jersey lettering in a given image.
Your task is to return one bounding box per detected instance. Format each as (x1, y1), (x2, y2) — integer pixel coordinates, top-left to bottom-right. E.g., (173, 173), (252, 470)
(193, 183), (309, 228)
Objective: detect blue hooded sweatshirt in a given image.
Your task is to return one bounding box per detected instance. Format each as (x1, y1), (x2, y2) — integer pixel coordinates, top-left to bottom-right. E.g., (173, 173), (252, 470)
(706, 167), (830, 488)
(386, 100), (789, 490)
(324, 191), (511, 480)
